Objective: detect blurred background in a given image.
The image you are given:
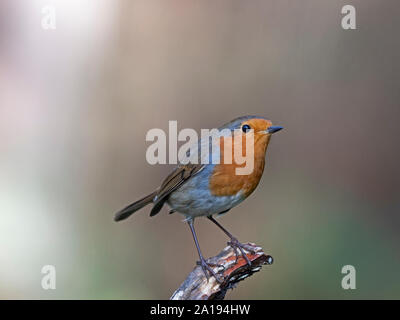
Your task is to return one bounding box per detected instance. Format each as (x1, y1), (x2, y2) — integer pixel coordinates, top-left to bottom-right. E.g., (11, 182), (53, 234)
(1, 0), (399, 299)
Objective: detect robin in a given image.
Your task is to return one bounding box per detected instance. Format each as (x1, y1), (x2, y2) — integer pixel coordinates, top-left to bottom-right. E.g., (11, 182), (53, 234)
(114, 115), (283, 282)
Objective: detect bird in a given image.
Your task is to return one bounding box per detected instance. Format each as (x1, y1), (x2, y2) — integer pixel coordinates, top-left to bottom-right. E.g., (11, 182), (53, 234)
(114, 115), (283, 282)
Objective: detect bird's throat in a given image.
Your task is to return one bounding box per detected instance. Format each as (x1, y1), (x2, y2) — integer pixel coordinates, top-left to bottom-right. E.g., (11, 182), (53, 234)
(209, 134), (270, 197)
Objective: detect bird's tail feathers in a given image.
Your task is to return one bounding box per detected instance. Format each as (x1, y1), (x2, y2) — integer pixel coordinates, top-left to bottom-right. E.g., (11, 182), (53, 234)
(114, 191), (156, 221)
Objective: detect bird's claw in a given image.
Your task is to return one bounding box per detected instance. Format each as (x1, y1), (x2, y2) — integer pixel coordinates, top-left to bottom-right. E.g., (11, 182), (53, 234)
(227, 238), (255, 267)
(196, 259), (224, 283)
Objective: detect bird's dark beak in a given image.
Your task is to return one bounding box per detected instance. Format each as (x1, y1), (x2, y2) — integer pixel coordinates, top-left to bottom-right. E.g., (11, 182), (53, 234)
(267, 126), (283, 134)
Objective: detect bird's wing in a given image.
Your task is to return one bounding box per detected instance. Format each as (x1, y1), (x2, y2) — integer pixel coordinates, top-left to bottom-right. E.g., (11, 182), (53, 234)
(157, 163), (204, 200)
(150, 163), (205, 216)
(150, 129), (225, 217)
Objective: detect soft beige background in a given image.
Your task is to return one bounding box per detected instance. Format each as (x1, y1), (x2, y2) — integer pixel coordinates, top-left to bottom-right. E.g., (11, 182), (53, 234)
(0, 0), (399, 299)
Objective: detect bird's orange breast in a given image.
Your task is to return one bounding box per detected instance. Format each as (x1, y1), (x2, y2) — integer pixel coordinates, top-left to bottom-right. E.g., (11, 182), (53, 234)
(209, 133), (270, 197)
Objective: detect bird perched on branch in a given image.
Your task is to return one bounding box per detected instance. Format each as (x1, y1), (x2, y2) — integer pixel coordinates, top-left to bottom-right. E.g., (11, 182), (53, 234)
(114, 115), (283, 282)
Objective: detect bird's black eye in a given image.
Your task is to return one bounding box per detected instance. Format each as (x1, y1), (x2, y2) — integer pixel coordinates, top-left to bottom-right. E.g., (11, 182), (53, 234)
(242, 124), (251, 133)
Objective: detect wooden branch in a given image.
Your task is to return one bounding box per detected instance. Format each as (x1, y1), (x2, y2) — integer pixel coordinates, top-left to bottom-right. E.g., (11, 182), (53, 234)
(170, 243), (273, 300)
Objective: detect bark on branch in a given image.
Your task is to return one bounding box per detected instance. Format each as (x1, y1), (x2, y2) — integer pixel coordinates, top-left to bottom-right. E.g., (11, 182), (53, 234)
(170, 243), (273, 300)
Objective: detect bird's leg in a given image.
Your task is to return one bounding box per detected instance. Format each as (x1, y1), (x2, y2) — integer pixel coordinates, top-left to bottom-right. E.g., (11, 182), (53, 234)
(207, 215), (255, 267)
(187, 219), (223, 283)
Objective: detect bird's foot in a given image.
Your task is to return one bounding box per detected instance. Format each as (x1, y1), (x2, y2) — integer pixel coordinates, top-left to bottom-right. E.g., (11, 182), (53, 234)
(196, 259), (224, 283)
(227, 238), (255, 267)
